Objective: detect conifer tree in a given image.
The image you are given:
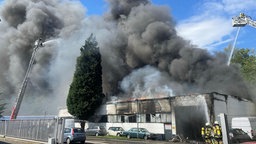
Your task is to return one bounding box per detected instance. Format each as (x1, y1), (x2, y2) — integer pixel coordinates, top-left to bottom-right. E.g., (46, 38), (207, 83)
(67, 34), (105, 123)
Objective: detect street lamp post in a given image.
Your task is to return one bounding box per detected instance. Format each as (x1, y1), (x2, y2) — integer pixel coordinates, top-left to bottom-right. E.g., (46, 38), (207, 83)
(136, 99), (139, 138)
(10, 38), (44, 120)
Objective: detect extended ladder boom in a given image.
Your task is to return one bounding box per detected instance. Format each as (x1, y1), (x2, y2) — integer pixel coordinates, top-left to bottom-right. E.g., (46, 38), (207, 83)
(10, 38), (43, 120)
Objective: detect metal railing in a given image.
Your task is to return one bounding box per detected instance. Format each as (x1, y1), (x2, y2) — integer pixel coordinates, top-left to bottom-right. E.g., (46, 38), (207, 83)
(0, 118), (57, 142)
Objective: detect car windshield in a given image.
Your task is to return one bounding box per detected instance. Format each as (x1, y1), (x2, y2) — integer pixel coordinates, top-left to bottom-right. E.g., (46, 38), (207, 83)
(140, 128), (149, 132)
(109, 127), (118, 131)
(130, 128), (137, 132)
(233, 129), (247, 135)
(74, 128), (84, 133)
(64, 128), (71, 133)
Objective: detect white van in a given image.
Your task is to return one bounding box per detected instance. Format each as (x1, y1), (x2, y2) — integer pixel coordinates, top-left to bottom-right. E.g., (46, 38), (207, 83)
(231, 117), (256, 139)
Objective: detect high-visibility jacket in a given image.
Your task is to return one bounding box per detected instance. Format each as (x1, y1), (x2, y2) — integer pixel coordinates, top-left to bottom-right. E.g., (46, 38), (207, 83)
(201, 127), (205, 137)
(202, 125), (212, 139)
(213, 124), (222, 138)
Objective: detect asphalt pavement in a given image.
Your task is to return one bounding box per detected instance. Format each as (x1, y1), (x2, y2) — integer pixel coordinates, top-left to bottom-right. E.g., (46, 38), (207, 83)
(0, 137), (44, 144)
(0, 136), (189, 144)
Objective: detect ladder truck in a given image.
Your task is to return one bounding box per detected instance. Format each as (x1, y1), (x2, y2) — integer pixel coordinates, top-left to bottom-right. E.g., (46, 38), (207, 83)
(232, 13), (256, 28)
(10, 38), (44, 120)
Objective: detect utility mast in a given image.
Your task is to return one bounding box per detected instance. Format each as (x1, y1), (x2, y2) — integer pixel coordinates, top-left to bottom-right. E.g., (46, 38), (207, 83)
(10, 38), (44, 120)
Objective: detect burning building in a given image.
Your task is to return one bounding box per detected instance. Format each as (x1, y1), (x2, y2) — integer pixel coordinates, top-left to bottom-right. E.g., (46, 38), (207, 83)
(94, 92), (256, 140)
(0, 0), (256, 141)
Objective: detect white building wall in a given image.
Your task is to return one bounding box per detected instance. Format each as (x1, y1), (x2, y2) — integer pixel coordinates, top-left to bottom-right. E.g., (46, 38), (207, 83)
(213, 93), (256, 127)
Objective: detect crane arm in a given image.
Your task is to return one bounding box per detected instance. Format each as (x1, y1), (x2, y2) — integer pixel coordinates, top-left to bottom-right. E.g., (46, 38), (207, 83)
(232, 13), (256, 28)
(247, 19), (256, 28)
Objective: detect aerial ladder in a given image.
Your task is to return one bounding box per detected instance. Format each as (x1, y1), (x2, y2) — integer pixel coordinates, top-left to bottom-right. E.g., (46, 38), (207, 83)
(10, 38), (44, 120)
(232, 13), (256, 28)
(227, 13), (256, 66)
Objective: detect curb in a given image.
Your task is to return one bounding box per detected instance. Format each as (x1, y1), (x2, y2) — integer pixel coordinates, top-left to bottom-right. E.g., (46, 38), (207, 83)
(0, 136), (46, 144)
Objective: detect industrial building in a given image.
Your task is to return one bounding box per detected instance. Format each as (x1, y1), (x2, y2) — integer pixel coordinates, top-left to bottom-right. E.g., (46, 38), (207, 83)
(94, 92), (256, 140)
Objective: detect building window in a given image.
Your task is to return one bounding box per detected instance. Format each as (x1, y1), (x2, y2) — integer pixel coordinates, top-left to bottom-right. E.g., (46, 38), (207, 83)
(128, 115), (136, 122)
(146, 114), (151, 122)
(98, 115), (108, 122)
(121, 115), (125, 122)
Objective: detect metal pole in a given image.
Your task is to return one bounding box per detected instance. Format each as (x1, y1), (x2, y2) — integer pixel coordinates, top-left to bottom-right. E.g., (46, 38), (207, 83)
(136, 99), (139, 138)
(4, 120), (6, 138)
(59, 118), (65, 144)
(54, 117), (58, 144)
(227, 27), (240, 66)
(219, 113), (230, 144)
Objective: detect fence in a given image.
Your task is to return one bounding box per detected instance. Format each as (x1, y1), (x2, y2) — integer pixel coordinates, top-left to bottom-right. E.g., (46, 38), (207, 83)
(0, 118), (58, 142)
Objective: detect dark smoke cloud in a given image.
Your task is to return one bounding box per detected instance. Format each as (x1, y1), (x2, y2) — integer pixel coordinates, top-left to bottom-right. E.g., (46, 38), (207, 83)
(0, 0), (254, 116)
(0, 0), (85, 115)
(101, 0), (252, 100)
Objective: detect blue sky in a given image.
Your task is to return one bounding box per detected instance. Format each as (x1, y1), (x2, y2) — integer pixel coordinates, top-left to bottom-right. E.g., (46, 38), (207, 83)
(81, 0), (256, 52)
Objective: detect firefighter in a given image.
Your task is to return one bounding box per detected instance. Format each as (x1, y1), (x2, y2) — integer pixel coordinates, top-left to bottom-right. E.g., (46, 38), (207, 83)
(201, 122), (213, 144)
(213, 121), (223, 144)
(240, 13), (245, 18)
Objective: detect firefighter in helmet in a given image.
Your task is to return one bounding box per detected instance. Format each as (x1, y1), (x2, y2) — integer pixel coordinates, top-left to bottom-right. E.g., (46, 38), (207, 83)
(240, 13), (245, 18)
(213, 121), (223, 144)
(201, 122), (213, 144)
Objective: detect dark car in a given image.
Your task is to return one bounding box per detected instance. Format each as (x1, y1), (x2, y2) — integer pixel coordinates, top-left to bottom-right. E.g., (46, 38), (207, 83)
(85, 125), (107, 136)
(63, 127), (86, 144)
(121, 127), (157, 140)
(229, 128), (252, 143)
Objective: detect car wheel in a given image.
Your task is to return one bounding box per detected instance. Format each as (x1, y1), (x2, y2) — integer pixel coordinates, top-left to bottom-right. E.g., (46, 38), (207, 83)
(80, 141), (85, 144)
(66, 138), (71, 144)
(144, 135), (148, 140)
(117, 133), (120, 136)
(95, 133), (99, 136)
(127, 135), (130, 139)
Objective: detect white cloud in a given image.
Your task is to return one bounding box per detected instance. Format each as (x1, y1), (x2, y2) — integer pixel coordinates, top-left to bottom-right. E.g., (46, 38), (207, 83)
(176, 16), (233, 50)
(222, 0), (256, 14)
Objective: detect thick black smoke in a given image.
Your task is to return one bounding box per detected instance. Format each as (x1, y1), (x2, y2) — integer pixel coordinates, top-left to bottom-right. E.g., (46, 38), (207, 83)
(0, 0), (85, 115)
(0, 0), (253, 116)
(101, 0), (252, 100)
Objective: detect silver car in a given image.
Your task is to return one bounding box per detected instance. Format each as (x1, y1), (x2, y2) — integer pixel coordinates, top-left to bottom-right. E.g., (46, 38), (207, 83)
(63, 127), (86, 144)
(107, 127), (124, 136)
(86, 125), (107, 136)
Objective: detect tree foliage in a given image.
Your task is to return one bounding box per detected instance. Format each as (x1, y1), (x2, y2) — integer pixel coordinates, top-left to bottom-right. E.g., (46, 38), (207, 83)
(231, 48), (256, 83)
(67, 34), (105, 121)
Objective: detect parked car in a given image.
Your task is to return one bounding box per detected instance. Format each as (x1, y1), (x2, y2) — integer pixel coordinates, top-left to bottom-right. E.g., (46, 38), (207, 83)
(107, 126), (124, 136)
(229, 128), (252, 143)
(232, 117), (256, 139)
(63, 127), (86, 144)
(121, 127), (157, 140)
(85, 125), (107, 136)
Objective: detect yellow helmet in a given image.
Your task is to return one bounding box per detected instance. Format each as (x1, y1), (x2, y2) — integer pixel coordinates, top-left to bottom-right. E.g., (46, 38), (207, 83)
(214, 121), (219, 125)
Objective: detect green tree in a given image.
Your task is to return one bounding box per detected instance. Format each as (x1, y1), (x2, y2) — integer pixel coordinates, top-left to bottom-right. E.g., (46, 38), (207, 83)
(231, 48), (256, 83)
(67, 34), (105, 124)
